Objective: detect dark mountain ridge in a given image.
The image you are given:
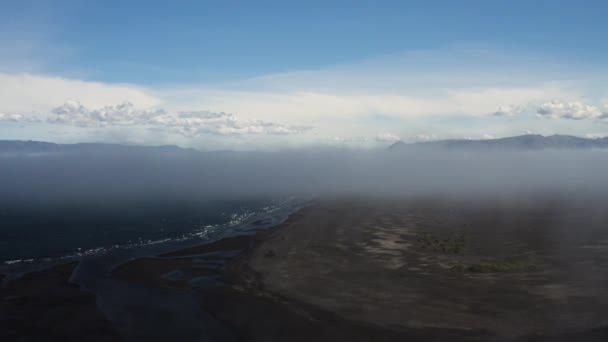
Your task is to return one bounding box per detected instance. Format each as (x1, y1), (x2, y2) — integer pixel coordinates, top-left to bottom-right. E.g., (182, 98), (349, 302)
(389, 134), (608, 151)
(0, 140), (196, 155)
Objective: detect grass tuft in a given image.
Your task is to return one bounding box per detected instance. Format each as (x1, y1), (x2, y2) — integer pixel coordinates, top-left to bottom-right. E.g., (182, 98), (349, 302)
(455, 261), (537, 273)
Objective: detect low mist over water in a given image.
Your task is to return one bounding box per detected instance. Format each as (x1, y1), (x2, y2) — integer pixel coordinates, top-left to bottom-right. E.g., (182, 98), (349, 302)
(3, 142), (608, 263)
(2, 143), (608, 205)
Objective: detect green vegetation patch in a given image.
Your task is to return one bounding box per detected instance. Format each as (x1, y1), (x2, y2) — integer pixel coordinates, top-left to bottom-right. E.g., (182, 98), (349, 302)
(456, 261), (537, 273)
(415, 232), (468, 254)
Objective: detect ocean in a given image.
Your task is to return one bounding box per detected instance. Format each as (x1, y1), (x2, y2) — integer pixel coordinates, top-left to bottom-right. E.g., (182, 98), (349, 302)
(0, 197), (304, 266)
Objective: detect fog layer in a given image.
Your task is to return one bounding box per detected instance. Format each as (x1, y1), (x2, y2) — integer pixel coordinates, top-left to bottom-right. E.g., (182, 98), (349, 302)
(1, 147), (607, 207)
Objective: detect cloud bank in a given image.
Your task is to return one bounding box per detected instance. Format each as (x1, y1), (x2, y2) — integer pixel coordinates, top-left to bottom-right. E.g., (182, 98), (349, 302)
(374, 132), (401, 143)
(44, 101), (312, 137)
(3, 148), (608, 207)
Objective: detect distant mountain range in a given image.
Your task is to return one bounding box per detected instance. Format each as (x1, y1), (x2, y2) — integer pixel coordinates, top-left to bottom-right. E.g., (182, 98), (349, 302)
(389, 135), (608, 151)
(0, 140), (196, 155)
(2, 135), (608, 155)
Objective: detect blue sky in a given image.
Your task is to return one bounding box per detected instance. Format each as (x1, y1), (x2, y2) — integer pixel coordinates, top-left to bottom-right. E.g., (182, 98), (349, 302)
(1, 1), (608, 149)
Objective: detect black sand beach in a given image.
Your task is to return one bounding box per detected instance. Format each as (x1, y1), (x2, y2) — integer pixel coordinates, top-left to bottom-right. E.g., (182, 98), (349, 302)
(0, 262), (121, 341)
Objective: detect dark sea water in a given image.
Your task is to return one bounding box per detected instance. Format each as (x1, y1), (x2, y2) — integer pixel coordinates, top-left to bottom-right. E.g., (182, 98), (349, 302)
(0, 195), (308, 341)
(0, 197), (300, 265)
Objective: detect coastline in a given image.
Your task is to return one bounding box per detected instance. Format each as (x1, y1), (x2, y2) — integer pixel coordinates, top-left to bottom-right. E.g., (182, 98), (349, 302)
(1, 200), (305, 341)
(193, 205), (483, 341)
(4, 199), (608, 341)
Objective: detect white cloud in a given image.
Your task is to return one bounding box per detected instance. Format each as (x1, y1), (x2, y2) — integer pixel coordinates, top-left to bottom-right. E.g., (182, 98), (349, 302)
(409, 133), (499, 142)
(153, 110), (313, 136)
(326, 136), (371, 144)
(414, 134), (440, 142)
(49, 100), (165, 127)
(602, 109), (608, 120)
(0, 73), (160, 115)
(491, 104), (525, 117)
(0, 112), (24, 122)
(585, 133), (608, 139)
(537, 100), (604, 120)
(43, 101), (312, 137)
(156, 47), (579, 130)
(374, 132), (401, 143)
(159, 84), (571, 125)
